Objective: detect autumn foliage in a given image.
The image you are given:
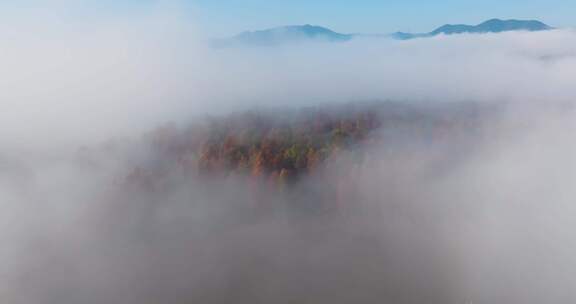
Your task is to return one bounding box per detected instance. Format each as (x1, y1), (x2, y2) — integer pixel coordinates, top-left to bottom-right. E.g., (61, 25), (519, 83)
(120, 101), (490, 197)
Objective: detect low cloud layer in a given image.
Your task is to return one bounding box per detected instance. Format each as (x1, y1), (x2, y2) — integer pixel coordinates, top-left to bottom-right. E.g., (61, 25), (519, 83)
(2, 5), (576, 152)
(2, 4), (576, 304)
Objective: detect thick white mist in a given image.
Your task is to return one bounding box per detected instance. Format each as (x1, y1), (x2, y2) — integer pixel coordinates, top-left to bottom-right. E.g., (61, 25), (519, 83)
(2, 2), (576, 303)
(0, 4), (207, 154)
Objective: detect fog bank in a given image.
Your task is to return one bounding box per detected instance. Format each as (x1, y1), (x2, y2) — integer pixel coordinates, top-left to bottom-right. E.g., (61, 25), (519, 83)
(2, 4), (576, 304)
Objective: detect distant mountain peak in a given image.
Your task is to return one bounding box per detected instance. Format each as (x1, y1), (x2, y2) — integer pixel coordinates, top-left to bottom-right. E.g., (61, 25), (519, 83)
(430, 18), (552, 36)
(479, 18), (507, 26)
(393, 18), (552, 40)
(213, 24), (352, 47)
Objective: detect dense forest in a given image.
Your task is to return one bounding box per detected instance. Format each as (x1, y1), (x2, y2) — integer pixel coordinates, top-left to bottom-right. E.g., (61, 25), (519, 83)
(111, 102), (494, 204)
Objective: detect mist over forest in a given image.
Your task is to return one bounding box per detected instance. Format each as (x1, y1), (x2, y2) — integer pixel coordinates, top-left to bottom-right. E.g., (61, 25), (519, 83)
(2, 3), (576, 304)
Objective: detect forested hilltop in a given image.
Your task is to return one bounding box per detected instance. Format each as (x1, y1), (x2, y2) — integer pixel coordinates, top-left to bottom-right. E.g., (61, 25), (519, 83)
(111, 101), (494, 195)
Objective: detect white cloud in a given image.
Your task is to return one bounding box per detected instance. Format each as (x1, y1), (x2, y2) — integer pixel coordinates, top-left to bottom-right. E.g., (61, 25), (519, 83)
(3, 4), (576, 303)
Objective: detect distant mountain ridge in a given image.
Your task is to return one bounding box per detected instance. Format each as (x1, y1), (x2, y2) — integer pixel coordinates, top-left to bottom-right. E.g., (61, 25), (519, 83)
(213, 24), (352, 47)
(393, 19), (553, 40)
(214, 19), (553, 47)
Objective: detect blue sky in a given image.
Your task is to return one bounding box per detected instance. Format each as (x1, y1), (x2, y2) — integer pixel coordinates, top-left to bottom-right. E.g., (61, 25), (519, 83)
(3, 0), (574, 37)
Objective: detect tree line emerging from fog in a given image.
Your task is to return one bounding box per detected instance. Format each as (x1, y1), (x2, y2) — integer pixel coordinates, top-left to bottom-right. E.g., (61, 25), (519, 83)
(120, 101), (490, 196)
